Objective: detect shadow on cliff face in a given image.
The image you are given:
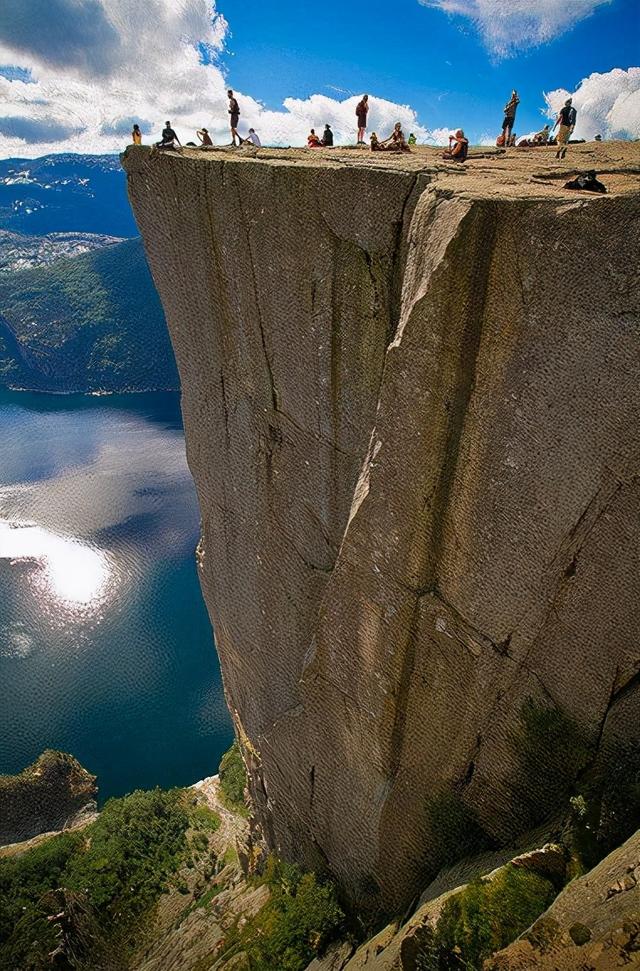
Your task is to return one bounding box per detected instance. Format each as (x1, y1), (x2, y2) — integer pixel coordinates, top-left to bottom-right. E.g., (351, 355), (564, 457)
(419, 693), (640, 895)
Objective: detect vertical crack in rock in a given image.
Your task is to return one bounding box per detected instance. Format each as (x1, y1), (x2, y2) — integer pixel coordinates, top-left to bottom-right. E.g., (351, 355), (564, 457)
(122, 148), (640, 914)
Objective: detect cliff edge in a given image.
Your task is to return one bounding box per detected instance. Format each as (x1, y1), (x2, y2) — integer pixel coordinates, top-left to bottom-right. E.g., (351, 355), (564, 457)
(122, 141), (640, 914)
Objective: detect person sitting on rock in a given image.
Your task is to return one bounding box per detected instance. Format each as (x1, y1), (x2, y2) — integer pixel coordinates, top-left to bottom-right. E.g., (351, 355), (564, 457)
(243, 128), (262, 146)
(564, 170), (607, 193)
(408, 132), (417, 145)
(155, 121), (181, 149)
(307, 128), (322, 148)
(321, 124), (334, 147)
(533, 124), (551, 145)
(197, 128), (213, 146)
(370, 132), (381, 151)
(442, 129), (468, 162)
(380, 122), (410, 152)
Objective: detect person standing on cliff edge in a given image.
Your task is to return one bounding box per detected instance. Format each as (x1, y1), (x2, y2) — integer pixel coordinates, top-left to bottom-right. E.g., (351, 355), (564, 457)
(553, 98), (577, 159)
(356, 94), (369, 144)
(501, 89), (520, 147)
(228, 89), (240, 146)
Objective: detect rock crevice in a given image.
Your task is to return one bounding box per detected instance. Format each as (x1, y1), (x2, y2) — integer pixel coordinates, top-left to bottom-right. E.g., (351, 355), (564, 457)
(123, 144), (640, 913)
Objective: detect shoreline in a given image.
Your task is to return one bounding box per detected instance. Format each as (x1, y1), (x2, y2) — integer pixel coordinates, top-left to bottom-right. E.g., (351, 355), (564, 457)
(0, 385), (180, 397)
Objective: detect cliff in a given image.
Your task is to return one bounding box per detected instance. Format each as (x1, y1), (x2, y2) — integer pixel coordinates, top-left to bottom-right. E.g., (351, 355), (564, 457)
(122, 141), (640, 914)
(0, 750), (97, 845)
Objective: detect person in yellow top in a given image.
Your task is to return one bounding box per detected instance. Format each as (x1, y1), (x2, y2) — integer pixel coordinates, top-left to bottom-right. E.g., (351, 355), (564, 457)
(131, 124), (142, 145)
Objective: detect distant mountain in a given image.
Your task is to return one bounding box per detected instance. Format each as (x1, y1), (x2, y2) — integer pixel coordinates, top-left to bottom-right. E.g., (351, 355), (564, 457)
(0, 229), (125, 272)
(0, 237), (179, 393)
(0, 154), (138, 237)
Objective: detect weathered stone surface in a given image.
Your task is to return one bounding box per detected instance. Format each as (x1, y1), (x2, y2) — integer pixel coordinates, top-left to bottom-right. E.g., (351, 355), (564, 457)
(0, 750), (97, 846)
(305, 941), (354, 970)
(123, 141), (640, 913)
(486, 828), (640, 969)
(510, 843), (566, 883)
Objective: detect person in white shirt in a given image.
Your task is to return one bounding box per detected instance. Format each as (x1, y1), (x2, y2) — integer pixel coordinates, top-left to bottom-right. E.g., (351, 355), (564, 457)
(244, 128), (261, 147)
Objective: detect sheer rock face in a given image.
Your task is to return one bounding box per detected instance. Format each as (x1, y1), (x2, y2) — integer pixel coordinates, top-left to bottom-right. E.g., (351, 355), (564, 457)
(123, 144), (640, 913)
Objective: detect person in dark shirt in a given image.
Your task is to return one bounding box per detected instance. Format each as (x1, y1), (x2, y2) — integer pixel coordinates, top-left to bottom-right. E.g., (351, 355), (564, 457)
(322, 124), (334, 146)
(442, 129), (468, 162)
(155, 121), (180, 149)
(228, 89), (240, 146)
(564, 170), (607, 193)
(553, 98), (577, 159)
(502, 89), (520, 147)
(356, 94), (369, 144)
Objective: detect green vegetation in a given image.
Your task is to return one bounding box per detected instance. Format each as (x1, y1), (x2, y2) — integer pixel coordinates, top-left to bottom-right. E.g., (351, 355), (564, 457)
(219, 740), (249, 814)
(564, 739), (640, 875)
(63, 788), (189, 917)
(0, 788), (200, 970)
(0, 831), (82, 970)
(190, 803), (222, 833)
(221, 856), (346, 971)
(0, 238), (178, 392)
(511, 698), (593, 827)
(0, 749), (97, 846)
(425, 792), (494, 871)
(592, 742), (640, 854)
(418, 864), (557, 970)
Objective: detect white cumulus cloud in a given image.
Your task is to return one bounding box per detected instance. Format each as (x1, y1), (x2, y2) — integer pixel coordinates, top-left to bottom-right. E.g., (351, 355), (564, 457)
(544, 67), (640, 140)
(0, 0), (441, 156)
(421, 0), (613, 56)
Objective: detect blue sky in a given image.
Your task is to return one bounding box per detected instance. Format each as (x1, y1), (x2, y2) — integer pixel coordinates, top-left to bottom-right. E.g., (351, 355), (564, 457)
(0, 0), (638, 154)
(219, 0), (639, 139)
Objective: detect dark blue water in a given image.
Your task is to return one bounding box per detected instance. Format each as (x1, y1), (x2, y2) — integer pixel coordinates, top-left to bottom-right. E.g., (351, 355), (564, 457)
(0, 390), (232, 801)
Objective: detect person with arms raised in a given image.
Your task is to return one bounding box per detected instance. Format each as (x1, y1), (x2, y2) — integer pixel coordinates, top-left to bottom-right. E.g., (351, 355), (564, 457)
(502, 89), (520, 147)
(197, 127), (213, 146)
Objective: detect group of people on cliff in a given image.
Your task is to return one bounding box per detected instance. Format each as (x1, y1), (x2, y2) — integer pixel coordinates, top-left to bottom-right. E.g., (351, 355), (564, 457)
(495, 89), (578, 158)
(134, 85), (583, 163)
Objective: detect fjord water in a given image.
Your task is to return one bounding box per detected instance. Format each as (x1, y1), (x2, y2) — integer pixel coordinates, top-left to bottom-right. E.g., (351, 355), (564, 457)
(0, 390), (232, 801)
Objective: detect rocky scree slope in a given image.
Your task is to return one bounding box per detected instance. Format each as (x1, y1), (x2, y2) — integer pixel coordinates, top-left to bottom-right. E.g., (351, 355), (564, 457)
(122, 141), (640, 915)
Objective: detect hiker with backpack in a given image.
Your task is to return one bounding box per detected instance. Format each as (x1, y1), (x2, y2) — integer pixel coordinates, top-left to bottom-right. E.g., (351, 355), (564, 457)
(553, 98), (577, 159)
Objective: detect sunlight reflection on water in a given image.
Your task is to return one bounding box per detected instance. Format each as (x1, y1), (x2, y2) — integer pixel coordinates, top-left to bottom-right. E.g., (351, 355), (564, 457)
(0, 521), (113, 608)
(0, 391), (232, 799)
